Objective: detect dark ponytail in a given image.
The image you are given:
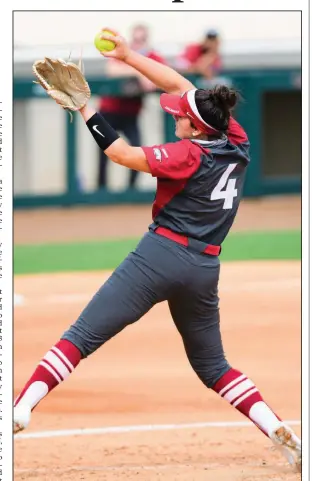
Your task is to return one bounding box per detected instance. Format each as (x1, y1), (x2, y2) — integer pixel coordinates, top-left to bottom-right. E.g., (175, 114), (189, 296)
(195, 85), (241, 133)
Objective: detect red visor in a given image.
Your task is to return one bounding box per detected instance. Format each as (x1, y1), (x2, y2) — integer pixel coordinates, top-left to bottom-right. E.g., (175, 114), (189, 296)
(160, 89), (218, 134)
(160, 93), (184, 116)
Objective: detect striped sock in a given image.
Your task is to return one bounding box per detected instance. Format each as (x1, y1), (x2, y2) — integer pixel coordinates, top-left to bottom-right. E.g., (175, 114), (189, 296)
(212, 368), (282, 437)
(14, 340), (82, 410)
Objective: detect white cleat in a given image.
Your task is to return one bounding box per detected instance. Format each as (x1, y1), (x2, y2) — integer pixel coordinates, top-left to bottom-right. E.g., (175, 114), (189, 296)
(270, 423), (301, 472)
(13, 404), (31, 434)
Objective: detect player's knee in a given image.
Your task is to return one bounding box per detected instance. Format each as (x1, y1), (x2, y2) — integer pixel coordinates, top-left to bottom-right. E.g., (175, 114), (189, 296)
(61, 316), (107, 359)
(190, 356), (231, 389)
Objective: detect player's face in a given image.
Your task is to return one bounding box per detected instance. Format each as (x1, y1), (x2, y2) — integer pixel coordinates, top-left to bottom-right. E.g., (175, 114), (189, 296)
(173, 115), (194, 139)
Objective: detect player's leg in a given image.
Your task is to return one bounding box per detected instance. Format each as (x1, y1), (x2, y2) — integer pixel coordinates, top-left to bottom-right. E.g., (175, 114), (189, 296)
(168, 257), (301, 470)
(14, 232), (176, 433)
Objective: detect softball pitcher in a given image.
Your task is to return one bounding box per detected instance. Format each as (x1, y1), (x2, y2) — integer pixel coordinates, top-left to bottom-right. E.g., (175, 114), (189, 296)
(14, 28), (301, 471)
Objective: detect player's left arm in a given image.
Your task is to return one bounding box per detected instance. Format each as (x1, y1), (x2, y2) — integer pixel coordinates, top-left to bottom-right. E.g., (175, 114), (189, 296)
(107, 143), (150, 173)
(79, 104), (151, 173)
(80, 104), (201, 177)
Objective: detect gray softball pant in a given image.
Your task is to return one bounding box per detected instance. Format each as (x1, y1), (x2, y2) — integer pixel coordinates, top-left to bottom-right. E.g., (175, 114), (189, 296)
(62, 231), (230, 388)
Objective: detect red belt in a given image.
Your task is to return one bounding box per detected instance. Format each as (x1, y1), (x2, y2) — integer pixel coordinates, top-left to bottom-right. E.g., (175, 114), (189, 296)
(155, 227), (221, 256)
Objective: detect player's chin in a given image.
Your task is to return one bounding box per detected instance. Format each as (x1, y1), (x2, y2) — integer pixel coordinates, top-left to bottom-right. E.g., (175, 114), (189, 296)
(175, 130), (190, 140)
(175, 127), (183, 139)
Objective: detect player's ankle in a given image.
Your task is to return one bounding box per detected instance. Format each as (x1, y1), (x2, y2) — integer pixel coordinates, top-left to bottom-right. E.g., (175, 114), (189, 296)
(212, 368), (282, 437)
(14, 339), (82, 410)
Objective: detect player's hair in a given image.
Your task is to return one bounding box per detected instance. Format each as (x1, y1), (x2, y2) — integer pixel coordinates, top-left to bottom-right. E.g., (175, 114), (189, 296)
(195, 85), (240, 133)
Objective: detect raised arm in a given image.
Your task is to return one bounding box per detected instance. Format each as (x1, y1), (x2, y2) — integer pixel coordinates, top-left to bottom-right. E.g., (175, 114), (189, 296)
(99, 27), (195, 95)
(78, 27), (196, 172)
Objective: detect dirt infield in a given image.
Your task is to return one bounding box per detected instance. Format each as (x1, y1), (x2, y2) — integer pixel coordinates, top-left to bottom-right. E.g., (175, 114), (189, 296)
(14, 260), (301, 481)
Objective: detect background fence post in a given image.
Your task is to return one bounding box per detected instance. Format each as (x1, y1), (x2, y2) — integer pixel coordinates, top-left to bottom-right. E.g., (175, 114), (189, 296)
(66, 112), (79, 202)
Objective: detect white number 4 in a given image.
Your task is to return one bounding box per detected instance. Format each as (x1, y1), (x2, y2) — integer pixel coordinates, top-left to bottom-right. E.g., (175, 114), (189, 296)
(211, 163), (238, 210)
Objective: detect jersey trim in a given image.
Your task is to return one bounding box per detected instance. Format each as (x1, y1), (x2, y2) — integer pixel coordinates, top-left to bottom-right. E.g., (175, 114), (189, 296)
(191, 135), (228, 149)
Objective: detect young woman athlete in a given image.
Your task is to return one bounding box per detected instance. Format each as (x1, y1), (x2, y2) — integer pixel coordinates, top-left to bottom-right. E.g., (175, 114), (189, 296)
(14, 28), (301, 470)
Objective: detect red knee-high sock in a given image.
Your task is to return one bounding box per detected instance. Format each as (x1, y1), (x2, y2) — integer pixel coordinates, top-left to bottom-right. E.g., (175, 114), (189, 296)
(212, 368), (282, 437)
(14, 340), (82, 410)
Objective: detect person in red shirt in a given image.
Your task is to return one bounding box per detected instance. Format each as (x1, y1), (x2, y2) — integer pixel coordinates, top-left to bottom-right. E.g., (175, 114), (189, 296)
(177, 28), (222, 80)
(14, 27), (301, 472)
(98, 24), (165, 189)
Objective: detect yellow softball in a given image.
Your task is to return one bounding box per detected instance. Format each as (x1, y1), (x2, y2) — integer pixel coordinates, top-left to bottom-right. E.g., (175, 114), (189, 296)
(94, 30), (116, 52)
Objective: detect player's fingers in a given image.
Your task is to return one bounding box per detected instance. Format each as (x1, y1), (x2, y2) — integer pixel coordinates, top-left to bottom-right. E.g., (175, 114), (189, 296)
(100, 34), (123, 45)
(99, 50), (118, 58)
(100, 34), (117, 42)
(101, 27), (119, 36)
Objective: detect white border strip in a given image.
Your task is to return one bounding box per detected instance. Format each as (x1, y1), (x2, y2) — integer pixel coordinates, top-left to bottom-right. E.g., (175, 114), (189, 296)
(15, 419), (301, 440)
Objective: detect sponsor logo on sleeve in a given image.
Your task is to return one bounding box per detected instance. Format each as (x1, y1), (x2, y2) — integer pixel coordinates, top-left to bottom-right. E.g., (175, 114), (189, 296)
(161, 148), (169, 158)
(153, 148), (162, 162)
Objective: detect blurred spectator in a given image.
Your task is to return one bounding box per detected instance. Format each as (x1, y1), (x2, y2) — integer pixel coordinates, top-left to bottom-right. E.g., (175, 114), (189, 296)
(98, 24), (165, 189)
(177, 29), (222, 80)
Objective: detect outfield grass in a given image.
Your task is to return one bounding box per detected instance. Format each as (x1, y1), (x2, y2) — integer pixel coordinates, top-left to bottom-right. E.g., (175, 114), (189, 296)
(14, 230), (301, 275)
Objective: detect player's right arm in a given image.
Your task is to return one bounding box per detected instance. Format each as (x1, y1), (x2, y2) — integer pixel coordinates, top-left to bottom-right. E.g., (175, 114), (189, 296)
(99, 27), (195, 95)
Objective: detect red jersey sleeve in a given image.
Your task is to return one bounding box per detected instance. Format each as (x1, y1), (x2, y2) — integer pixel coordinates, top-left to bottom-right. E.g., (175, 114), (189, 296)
(142, 140), (202, 180)
(228, 117), (249, 145)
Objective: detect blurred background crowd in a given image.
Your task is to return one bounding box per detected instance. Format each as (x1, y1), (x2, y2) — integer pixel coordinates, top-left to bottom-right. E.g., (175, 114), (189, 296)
(13, 11), (301, 205)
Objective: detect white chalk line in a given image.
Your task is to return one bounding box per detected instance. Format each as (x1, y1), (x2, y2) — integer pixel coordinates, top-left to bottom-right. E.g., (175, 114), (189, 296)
(15, 278), (301, 307)
(15, 419), (301, 441)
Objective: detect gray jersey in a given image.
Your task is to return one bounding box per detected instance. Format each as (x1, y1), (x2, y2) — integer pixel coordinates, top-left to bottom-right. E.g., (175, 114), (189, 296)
(142, 117), (250, 245)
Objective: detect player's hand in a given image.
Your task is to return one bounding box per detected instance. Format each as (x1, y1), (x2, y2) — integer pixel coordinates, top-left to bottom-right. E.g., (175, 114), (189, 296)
(99, 28), (131, 62)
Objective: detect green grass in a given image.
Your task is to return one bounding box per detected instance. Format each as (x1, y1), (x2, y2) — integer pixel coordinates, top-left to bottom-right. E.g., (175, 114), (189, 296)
(14, 230), (301, 275)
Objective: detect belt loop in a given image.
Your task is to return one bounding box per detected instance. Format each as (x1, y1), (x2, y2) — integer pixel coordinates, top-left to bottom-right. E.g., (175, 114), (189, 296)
(149, 223), (158, 233)
(187, 237), (207, 253)
(188, 237), (220, 256)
